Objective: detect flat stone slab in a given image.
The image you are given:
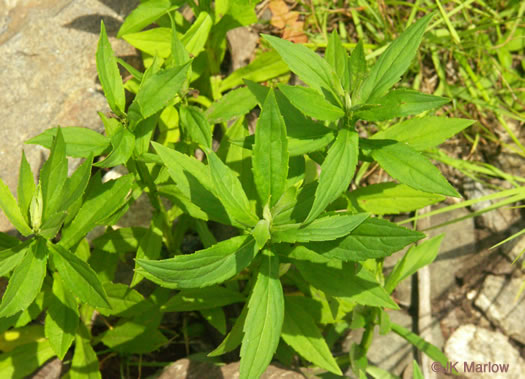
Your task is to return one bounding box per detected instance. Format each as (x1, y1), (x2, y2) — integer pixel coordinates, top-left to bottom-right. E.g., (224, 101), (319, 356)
(474, 275), (525, 344)
(0, 0), (138, 233)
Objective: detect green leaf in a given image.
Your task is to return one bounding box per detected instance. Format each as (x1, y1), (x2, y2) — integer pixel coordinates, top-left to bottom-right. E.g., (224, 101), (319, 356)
(123, 28), (171, 58)
(348, 182), (445, 214)
(206, 150), (258, 227)
(168, 13), (189, 66)
(39, 127), (68, 220)
(390, 322), (448, 367)
(0, 239), (48, 317)
(118, 0), (173, 37)
(134, 114), (159, 156)
(385, 235), (444, 293)
(45, 273), (79, 360)
(326, 31), (350, 91)
(220, 50), (288, 92)
(180, 105), (212, 148)
(0, 340), (56, 379)
(61, 155), (93, 213)
(98, 282), (149, 318)
(208, 305), (247, 357)
(306, 217), (424, 261)
(371, 117), (475, 151)
(131, 216), (163, 287)
(70, 325), (101, 379)
(413, 360), (424, 379)
(96, 21), (125, 114)
(294, 254), (398, 309)
(181, 11), (213, 57)
(272, 213), (368, 243)
(348, 40), (366, 92)
(282, 296), (342, 375)
(101, 321), (167, 354)
(252, 219), (270, 250)
(94, 126), (135, 168)
(278, 85), (344, 121)
(369, 140), (460, 197)
(262, 34), (339, 93)
(26, 127), (110, 158)
(0, 240), (31, 277)
(0, 232), (19, 250)
(305, 128), (359, 224)
(137, 235), (257, 289)
(152, 142), (232, 225)
(49, 243), (110, 308)
(207, 87), (258, 123)
(245, 81), (335, 156)
(252, 89), (289, 207)
(162, 286), (245, 312)
(240, 249), (284, 379)
(201, 307), (227, 334)
(17, 151), (34, 225)
(135, 62), (191, 119)
(91, 227), (146, 253)
(357, 89), (450, 121)
(355, 13), (433, 103)
(0, 178), (32, 236)
(60, 174), (133, 250)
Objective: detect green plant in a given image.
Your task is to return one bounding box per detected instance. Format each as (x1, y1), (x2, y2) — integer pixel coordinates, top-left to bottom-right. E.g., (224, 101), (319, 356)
(0, 7), (475, 379)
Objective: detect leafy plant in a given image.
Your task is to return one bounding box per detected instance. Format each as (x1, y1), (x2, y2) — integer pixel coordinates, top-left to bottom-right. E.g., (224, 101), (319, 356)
(0, 6), (472, 379)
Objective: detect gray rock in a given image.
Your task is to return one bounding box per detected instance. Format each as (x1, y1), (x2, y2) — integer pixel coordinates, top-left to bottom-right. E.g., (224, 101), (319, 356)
(444, 324), (525, 378)
(474, 275), (525, 344)
(502, 231), (525, 265)
(0, 0), (138, 233)
(226, 26), (258, 70)
(154, 359), (305, 379)
(463, 178), (519, 233)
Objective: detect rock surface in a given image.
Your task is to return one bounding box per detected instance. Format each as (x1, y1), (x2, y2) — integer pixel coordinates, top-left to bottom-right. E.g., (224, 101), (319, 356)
(444, 324), (525, 378)
(0, 0), (138, 233)
(474, 275), (525, 344)
(156, 359), (304, 379)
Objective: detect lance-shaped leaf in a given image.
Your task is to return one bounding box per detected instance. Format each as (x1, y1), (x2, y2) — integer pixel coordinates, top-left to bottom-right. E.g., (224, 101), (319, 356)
(306, 217), (424, 261)
(252, 89), (289, 207)
(348, 40), (366, 92)
(278, 85), (344, 121)
(0, 340), (56, 379)
(240, 249), (284, 379)
(209, 305), (248, 357)
(70, 324), (101, 379)
(45, 273), (79, 360)
(26, 126), (110, 158)
(385, 234), (444, 293)
(207, 87), (258, 123)
(356, 89), (450, 121)
(39, 127), (67, 221)
(168, 13), (189, 66)
(180, 105), (212, 148)
(371, 116), (475, 151)
(0, 177), (32, 236)
(49, 244), (110, 308)
(61, 154), (93, 213)
(272, 213), (368, 243)
(0, 239), (48, 318)
(355, 13), (433, 103)
(136, 235), (258, 289)
(94, 126), (135, 168)
(326, 31), (350, 91)
(0, 240), (31, 277)
(293, 253), (398, 309)
(262, 34), (339, 94)
(98, 282), (149, 318)
(305, 128), (359, 224)
(117, 0), (173, 37)
(181, 11), (213, 57)
(152, 142), (232, 226)
(368, 139), (460, 197)
(162, 286), (245, 312)
(17, 151), (35, 225)
(97, 21), (125, 114)
(135, 62), (191, 119)
(206, 150), (258, 227)
(60, 174), (133, 250)
(282, 296), (342, 375)
(348, 182), (445, 215)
